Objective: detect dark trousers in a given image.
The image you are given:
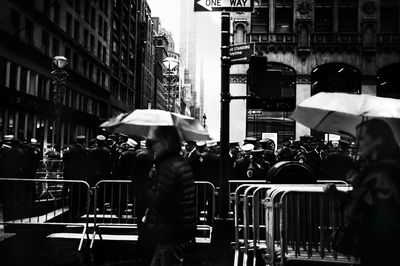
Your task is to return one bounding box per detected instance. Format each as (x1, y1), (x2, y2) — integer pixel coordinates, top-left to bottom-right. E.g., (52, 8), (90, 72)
(150, 242), (188, 266)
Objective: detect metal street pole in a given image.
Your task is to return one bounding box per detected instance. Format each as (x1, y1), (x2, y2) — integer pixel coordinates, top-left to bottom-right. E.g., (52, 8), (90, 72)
(219, 11), (231, 218)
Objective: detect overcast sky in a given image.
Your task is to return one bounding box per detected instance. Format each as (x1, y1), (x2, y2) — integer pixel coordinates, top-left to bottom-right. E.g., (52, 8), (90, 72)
(147, 0), (222, 140)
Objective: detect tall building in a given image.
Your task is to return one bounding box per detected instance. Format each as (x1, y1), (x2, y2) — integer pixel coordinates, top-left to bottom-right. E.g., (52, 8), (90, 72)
(179, 0), (198, 118)
(231, 0), (400, 145)
(135, 0), (155, 109)
(153, 22), (169, 110)
(109, 0), (139, 115)
(0, 0), (113, 149)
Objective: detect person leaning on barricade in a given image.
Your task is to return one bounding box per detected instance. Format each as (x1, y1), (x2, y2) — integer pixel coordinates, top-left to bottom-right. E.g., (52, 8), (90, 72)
(142, 126), (196, 266)
(325, 119), (400, 266)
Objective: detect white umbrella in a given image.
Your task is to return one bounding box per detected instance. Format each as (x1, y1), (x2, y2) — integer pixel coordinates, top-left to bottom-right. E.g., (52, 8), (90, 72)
(112, 109), (211, 141)
(290, 92), (400, 143)
(99, 113), (128, 129)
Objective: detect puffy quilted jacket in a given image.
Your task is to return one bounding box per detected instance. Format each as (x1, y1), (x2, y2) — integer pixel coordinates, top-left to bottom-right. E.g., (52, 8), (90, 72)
(146, 153), (196, 244)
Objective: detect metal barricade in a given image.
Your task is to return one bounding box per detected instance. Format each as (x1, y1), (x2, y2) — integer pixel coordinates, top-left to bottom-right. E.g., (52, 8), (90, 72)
(0, 178), (91, 251)
(38, 160), (64, 173)
(276, 186), (358, 265)
(90, 180), (135, 248)
(90, 180), (216, 248)
(229, 180), (266, 217)
(195, 181), (216, 244)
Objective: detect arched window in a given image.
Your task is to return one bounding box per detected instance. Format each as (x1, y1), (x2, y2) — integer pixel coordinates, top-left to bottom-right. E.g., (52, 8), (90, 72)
(311, 63), (361, 95)
(234, 24), (245, 44)
(377, 63), (400, 99)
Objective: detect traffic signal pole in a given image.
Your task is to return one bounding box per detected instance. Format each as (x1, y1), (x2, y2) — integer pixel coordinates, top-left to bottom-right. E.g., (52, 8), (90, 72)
(219, 11), (231, 218)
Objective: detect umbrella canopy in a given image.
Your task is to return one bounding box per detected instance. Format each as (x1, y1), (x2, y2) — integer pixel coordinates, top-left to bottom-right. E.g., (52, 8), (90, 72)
(290, 92), (400, 143)
(99, 113), (128, 129)
(111, 109), (211, 141)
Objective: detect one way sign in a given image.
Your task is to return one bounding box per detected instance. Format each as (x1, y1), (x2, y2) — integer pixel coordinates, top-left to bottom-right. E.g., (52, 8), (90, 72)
(194, 0), (253, 12)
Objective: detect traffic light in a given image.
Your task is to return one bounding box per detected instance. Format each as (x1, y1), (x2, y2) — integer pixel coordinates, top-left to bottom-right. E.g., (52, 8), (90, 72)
(247, 56), (268, 97)
(247, 56), (282, 99)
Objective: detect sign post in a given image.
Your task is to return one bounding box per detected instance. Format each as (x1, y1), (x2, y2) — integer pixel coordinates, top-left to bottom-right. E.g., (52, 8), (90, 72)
(194, 0), (253, 219)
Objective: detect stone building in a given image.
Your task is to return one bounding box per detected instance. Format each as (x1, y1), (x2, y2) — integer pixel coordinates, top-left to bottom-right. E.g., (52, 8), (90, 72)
(231, 0), (400, 144)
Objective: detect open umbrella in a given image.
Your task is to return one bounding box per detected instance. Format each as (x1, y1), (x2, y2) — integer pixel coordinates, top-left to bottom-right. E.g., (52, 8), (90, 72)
(111, 109), (211, 141)
(99, 112), (128, 129)
(290, 92), (400, 143)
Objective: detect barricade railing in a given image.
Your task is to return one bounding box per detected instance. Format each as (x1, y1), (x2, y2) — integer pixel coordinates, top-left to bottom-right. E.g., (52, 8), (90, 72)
(229, 180), (266, 217)
(38, 160), (64, 173)
(234, 183), (357, 266)
(276, 186), (358, 265)
(0, 178), (91, 251)
(90, 180), (216, 248)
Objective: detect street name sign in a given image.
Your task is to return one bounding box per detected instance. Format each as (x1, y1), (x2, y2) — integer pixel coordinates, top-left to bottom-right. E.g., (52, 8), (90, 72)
(194, 0), (253, 12)
(247, 109), (262, 115)
(229, 43), (255, 62)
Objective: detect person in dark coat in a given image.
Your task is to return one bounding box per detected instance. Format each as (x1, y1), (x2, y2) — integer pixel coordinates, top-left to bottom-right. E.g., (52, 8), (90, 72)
(247, 150), (270, 180)
(87, 135), (112, 187)
(260, 138), (277, 166)
(0, 136), (25, 221)
(134, 140), (155, 265)
(232, 144), (253, 179)
(62, 136), (88, 220)
(327, 119), (400, 266)
(185, 141), (202, 180)
(145, 126), (196, 266)
(197, 141), (220, 184)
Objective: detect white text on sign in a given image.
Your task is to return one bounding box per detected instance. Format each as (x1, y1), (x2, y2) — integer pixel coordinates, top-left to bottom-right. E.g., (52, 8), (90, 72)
(197, 0), (250, 11)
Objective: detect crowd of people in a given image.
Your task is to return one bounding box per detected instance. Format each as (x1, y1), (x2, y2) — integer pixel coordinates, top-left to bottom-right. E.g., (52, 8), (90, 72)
(1, 118), (400, 266)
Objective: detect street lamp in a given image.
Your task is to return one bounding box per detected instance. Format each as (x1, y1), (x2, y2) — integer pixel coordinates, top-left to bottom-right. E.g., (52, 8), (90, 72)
(163, 57), (179, 112)
(51, 56), (68, 152)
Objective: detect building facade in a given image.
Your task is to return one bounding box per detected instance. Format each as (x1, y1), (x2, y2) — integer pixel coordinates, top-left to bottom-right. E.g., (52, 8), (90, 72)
(109, 0), (139, 115)
(135, 0), (155, 109)
(0, 0), (113, 149)
(231, 0), (400, 144)
(179, 0), (198, 118)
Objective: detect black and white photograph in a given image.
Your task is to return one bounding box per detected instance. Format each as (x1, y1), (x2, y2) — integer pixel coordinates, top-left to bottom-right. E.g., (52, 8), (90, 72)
(0, 0), (400, 265)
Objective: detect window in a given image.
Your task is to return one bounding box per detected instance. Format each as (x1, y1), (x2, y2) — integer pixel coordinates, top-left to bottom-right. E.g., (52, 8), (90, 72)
(83, 28), (89, 48)
(90, 34), (94, 52)
(98, 15), (103, 36)
(338, 0), (358, 32)
(66, 12), (73, 35)
(74, 19), (80, 40)
(25, 19), (34, 44)
(315, 0), (333, 32)
(88, 63), (93, 81)
(52, 38), (59, 56)
(103, 22), (108, 41)
(95, 69), (100, 85)
(84, 0), (90, 21)
(82, 59), (87, 77)
(53, 2), (60, 25)
(97, 41), (102, 59)
(27, 71), (37, 96)
(275, 0), (293, 33)
(251, 8), (268, 33)
(20, 67), (27, 92)
(11, 9), (21, 35)
(42, 30), (49, 55)
(381, 4), (399, 32)
(102, 46), (107, 62)
(91, 6), (96, 28)
(75, 0), (81, 13)
(9, 63), (18, 90)
(112, 41), (118, 54)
